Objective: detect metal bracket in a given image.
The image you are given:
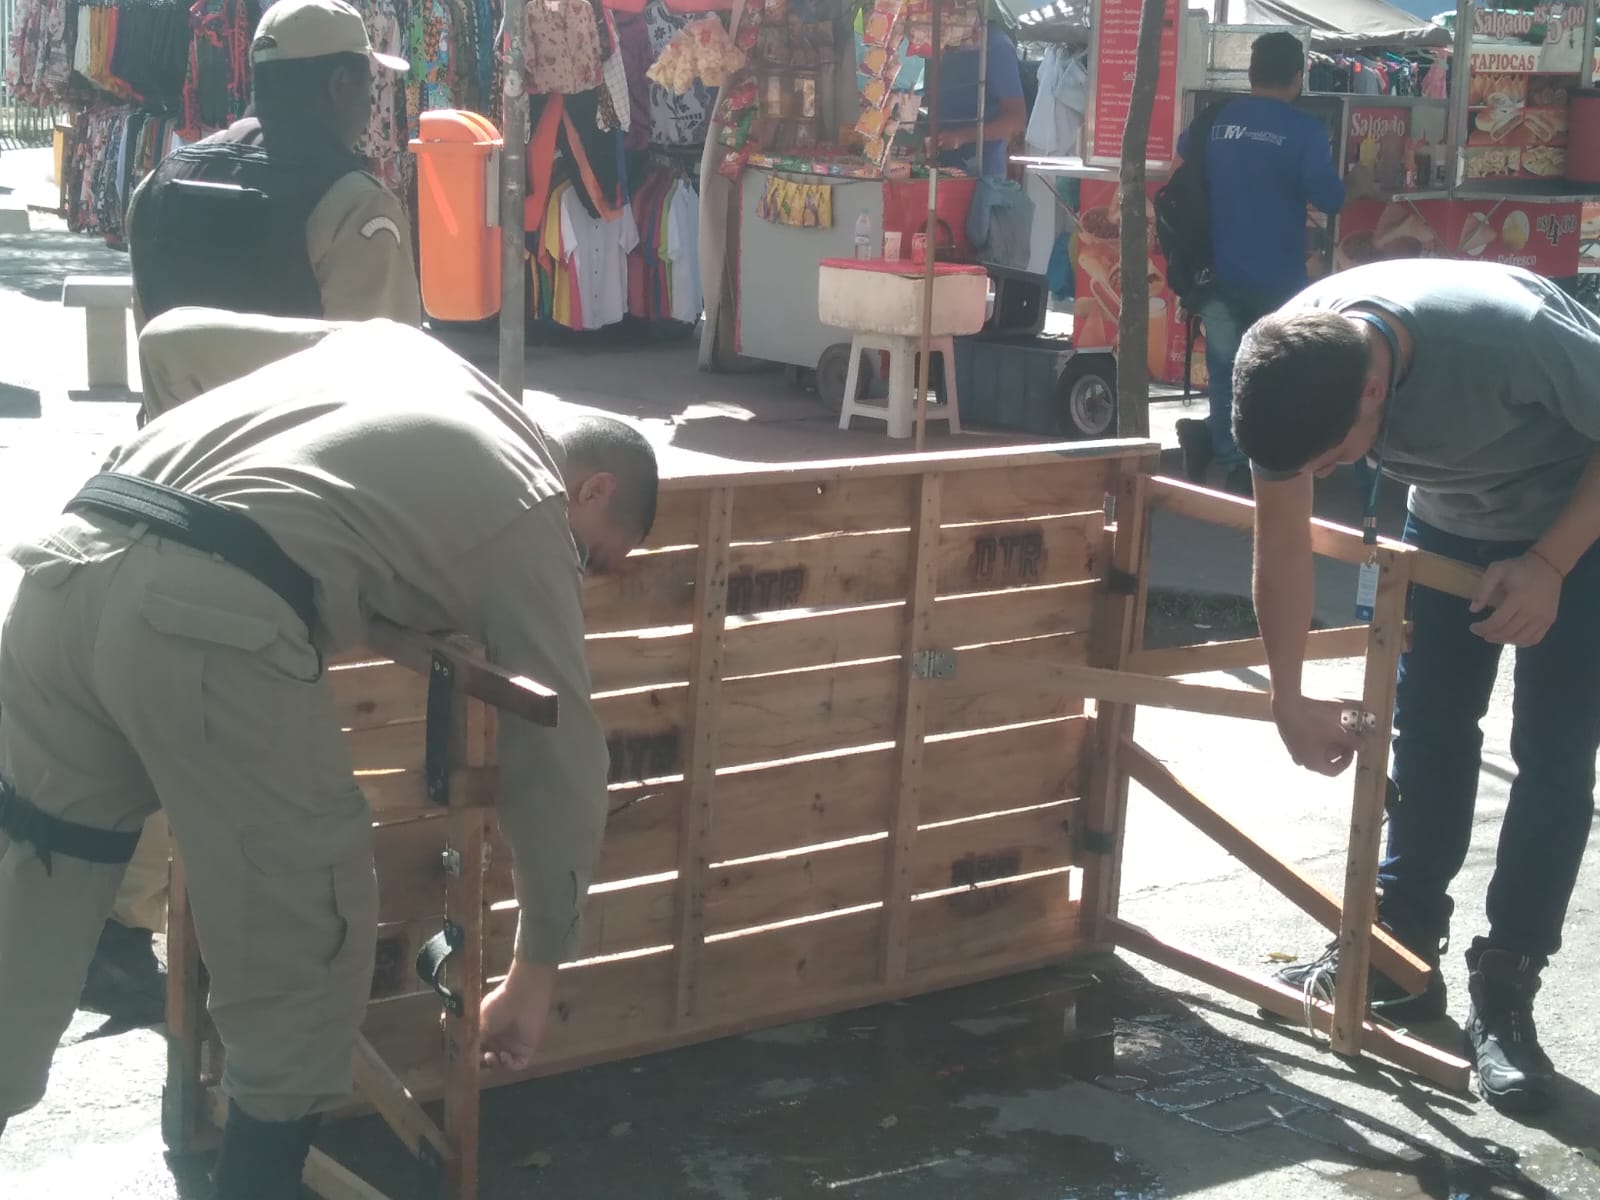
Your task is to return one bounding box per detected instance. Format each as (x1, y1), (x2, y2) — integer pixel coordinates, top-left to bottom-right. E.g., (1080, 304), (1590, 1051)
(440, 848), (463, 878)
(911, 649), (956, 680)
(1340, 708), (1378, 734)
(1105, 568), (1140, 596)
(424, 652), (455, 806)
(1079, 828), (1116, 856)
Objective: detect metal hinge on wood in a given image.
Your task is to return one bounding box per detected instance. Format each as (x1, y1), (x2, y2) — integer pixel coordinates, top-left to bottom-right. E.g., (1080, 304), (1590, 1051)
(1078, 828), (1116, 857)
(911, 650), (956, 680)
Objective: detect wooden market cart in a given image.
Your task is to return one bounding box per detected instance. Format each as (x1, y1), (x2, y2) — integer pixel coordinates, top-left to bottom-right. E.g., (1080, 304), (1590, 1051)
(161, 440), (1477, 1198)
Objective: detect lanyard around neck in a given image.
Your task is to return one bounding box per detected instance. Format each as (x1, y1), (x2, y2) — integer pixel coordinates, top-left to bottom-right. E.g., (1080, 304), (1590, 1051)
(1347, 310), (1402, 547)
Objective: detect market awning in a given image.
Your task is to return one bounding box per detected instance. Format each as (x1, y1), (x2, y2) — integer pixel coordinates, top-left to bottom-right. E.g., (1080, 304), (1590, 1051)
(1238, 0), (1436, 34)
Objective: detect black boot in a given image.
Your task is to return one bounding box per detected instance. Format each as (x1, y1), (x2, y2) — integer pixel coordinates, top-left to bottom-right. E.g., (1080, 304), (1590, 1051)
(211, 1101), (321, 1200)
(1465, 941), (1556, 1114)
(80, 918), (167, 1027)
(1175, 418), (1213, 483)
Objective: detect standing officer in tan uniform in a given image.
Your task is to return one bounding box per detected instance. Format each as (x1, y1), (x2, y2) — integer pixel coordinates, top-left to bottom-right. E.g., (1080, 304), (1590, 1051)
(126, 0), (420, 335)
(96, 0), (423, 1022)
(0, 321), (657, 1197)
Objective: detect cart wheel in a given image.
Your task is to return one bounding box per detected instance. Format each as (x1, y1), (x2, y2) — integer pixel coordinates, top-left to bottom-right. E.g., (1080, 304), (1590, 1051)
(815, 342), (859, 413)
(1058, 355), (1118, 439)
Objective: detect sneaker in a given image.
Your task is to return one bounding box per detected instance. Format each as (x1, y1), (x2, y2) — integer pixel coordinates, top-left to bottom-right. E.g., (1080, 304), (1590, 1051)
(1175, 418), (1214, 484)
(80, 918), (167, 1027)
(1264, 930), (1448, 1027)
(1465, 942), (1556, 1113)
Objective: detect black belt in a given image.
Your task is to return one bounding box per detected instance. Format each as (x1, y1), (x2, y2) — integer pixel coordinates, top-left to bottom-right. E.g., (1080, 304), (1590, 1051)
(0, 775), (142, 874)
(65, 473), (317, 633)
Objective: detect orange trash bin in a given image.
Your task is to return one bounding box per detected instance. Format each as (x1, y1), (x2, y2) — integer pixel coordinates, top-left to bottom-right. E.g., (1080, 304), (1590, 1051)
(409, 110), (503, 323)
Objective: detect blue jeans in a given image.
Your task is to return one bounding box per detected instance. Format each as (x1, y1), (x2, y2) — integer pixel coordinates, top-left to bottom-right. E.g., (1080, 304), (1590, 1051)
(1379, 515), (1600, 960)
(1197, 283), (1290, 469)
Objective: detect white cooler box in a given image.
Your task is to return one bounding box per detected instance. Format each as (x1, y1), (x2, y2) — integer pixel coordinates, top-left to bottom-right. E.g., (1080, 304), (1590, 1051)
(818, 258), (989, 337)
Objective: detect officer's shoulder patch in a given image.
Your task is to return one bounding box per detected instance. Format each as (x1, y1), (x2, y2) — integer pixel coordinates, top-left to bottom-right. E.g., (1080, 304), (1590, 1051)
(360, 216), (403, 245)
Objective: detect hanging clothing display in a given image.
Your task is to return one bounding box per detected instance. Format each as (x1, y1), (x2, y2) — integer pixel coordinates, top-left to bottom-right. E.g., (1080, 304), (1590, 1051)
(642, 0), (714, 146)
(5, 0), (74, 108)
(626, 162), (700, 324)
(349, 0), (410, 192)
(182, 0), (255, 138)
(524, 0), (603, 95)
(63, 105), (185, 245)
(1024, 45), (1086, 158)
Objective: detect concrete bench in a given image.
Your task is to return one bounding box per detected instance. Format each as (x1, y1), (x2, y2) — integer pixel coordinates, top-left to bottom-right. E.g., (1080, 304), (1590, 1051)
(61, 275), (134, 389)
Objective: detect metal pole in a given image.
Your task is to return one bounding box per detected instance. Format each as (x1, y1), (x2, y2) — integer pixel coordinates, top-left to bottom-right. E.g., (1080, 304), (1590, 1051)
(975, 0), (989, 154)
(1583, 0), (1597, 86)
(1443, 0), (1472, 193)
(499, 8), (528, 399)
(916, 0), (945, 452)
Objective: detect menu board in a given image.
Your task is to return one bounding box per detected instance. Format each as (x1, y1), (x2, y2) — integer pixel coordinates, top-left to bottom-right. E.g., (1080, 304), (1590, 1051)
(1087, 0), (1182, 168)
(1463, 67), (1575, 182)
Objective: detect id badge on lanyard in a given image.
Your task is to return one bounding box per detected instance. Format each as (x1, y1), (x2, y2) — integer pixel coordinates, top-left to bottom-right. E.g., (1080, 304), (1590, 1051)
(1348, 311), (1401, 623)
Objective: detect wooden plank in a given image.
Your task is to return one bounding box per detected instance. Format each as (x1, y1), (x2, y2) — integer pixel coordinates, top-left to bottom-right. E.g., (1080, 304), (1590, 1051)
(1144, 477), (1483, 604)
(1080, 464), (1153, 942)
(698, 907), (883, 1018)
(653, 440), (1156, 493)
(924, 635), (1089, 736)
(1333, 548), (1410, 1057)
(161, 852), (208, 1156)
(329, 660), (426, 731)
(351, 1035), (455, 1163)
(674, 487), (734, 1022)
(882, 474), (942, 982)
(368, 619), (557, 729)
(956, 655), (1282, 724)
(638, 487), (702, 550)
(704, 837), (886, 937)
(912, 800), (1078, 897)
(1108, 917), (1470, 1092)
(1118, 739), (1430, 995)
(731, 474), (916, 539)
(304, 1148), (392, 1200)
(583, 511), (1104, 632)
(587, 578), (1098, 694)
(907, 869), (1079, 975)
(706, 717), (1089, 864)
(1128, 625), (1372, 677)
(594, 784), (681, 883)
(940, 459), (1115, 525)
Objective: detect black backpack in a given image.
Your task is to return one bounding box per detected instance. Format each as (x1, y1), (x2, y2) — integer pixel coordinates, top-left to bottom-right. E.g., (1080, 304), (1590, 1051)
(1154, 100), (1229, 308)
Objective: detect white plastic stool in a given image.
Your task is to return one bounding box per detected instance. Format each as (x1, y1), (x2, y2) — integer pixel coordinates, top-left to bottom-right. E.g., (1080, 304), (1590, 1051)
(837, 332), (961, 439)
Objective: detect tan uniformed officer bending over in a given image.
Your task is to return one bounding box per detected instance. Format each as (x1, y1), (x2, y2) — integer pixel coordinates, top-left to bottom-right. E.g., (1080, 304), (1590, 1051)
(125, 0), (419, 335)
(0, 321), (656, 1197)
(100, 0), (421, 1022)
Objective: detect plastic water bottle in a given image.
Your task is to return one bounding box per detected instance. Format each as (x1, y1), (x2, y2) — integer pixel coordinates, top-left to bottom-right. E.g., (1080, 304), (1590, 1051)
(854, 210), (872, 259)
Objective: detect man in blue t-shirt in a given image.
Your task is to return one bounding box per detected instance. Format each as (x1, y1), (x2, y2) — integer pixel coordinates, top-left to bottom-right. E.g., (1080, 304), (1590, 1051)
(1174, 31), (1352, 495)
(929, 25), (1026, 178)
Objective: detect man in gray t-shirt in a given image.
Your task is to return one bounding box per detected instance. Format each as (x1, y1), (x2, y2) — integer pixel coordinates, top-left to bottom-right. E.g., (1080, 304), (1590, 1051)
(1231, 260), (1600, 1115)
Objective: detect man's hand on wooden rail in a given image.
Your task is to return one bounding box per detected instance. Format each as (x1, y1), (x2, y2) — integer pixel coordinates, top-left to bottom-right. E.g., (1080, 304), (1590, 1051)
(1270, 693), (1362, 777)
(479, 958), (557, 1072)
(1469, 552), (1563, 647)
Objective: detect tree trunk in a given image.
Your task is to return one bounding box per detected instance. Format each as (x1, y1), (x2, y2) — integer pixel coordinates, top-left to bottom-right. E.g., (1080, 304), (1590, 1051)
(1115, 0), (1170, 440)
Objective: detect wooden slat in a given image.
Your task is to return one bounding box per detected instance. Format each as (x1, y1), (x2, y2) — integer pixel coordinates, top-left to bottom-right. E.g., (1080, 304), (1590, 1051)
(1118, 739), (1430, 995)
(940, 459), (1114, 525)
(698, 907), (883, 1018)
(912, 800), (1078, 897)
(638, 488), (701, 550)
(1128, 624), (1372, 677)
(304, 1148), (391, 1200)
(731, 474), (915, 540)
(161, 852), (207, 1156)
(351, 1035), (455, 1163)
(674, 488), (734, 1022)
(1333, 548), (1410, 1057)
(330, 661), (425, 731)
(1080, 463), (1153, 942)
(882, 474), (942, 981)
(704, 838), (886, 937)
(585, 579), (1098, 694)
(583, 511), (1104, 631)
(907, 869), (1079, 975)
(1108, 917), (1470, 1092)
(368, 619), (556, 729)
(706, 717), (1089, 864)
(956, 655), (1282, 724)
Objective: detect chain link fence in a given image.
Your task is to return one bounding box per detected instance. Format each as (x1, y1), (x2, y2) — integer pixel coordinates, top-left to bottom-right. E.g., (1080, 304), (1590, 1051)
(1, 0), (62, 148)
